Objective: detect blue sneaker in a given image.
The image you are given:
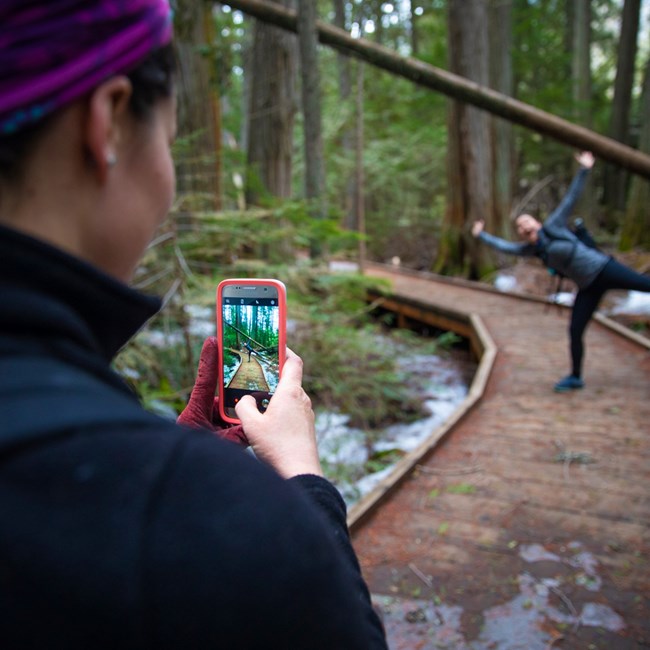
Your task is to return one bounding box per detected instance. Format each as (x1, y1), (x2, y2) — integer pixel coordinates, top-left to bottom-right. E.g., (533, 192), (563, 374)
(554, 375), (584, 392)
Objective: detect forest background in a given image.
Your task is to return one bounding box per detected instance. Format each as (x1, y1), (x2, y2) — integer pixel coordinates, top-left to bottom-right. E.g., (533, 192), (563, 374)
(116, 0), (650, 465)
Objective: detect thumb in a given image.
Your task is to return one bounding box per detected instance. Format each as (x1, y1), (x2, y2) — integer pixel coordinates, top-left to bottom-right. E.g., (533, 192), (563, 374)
(234, 394), (262, 428)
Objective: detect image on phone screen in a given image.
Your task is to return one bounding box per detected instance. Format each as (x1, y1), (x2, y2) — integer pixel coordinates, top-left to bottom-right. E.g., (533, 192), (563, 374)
(221, 292), (280, 417)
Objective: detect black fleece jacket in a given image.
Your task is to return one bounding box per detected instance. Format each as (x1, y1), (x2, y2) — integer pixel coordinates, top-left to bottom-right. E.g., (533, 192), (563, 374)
(0, 224), (387, 649)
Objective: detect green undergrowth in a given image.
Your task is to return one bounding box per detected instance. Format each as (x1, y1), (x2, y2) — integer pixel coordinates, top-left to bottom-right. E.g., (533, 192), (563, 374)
(115, 262), (459, 431)
(114, 200), (462, 433)
(284, 268), (450, 429)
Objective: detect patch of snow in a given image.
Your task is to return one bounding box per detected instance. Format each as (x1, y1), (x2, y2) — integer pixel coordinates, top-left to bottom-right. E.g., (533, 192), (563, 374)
(317, 351), (469, 505)
(519, 543), (561, 563)
(494, 274), (518, 292)
(329, 260), (360, 273)
(579, 603), (626, 632)
(548, 291), (575, 306)
(607, 290), (650, 315)
(374, 541), (626, 650)
(184, 305), (216, 337)
(141, 305), (215, 348)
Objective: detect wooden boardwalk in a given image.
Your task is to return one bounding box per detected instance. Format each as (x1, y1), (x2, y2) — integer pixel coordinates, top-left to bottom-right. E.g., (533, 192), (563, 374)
(352, 263), (650, 650)
(227, 352), (269, 392)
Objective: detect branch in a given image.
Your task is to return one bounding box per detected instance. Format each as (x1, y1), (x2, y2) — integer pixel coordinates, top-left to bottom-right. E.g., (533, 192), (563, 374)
(217, 0), (650, 179)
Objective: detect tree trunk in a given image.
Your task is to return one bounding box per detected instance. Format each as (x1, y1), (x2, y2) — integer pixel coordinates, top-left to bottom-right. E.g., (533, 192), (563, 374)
(355, 59), (366, 269)
(297, 0), (325, 216)
(439, 0), (494, 278)
(245, 0), (297, 205)
(572, 0), (592, 127)
(204, 4), (223, 210)
(174, 0), (219, 206)
(333, 0), (352, 98)
(410, 3), (420, 57)
(604, 0), (642, 222)
(332, 0), (355, 231)
(570, 0), (595, 225)
(488, 0), (513, 237)
(564, 1), (574, 80)
(367, 0), (384, 46)
(620, 54), (650, 250)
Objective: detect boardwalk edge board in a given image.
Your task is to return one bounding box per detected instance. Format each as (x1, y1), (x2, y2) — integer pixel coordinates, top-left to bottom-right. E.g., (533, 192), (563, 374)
(365, 262), (650, 350)
(347, 299), (497, 531)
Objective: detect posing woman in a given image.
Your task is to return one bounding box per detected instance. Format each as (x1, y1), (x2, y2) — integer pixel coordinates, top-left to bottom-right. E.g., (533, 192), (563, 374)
(472, 151), (650, 392)
(0, 1), (386, 647)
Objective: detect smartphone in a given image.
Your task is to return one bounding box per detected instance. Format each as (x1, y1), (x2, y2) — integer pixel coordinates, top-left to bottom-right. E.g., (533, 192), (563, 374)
(216, 279), (287, 424)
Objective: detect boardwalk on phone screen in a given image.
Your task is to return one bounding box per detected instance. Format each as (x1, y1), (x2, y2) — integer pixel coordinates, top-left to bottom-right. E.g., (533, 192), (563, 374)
(227, 351), (269, 392)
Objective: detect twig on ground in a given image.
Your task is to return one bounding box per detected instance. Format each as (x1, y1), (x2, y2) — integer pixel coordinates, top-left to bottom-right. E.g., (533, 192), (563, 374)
(408, 563), (433, 589)
(415, 463), (482, 476)
(548, 583), (580, 634)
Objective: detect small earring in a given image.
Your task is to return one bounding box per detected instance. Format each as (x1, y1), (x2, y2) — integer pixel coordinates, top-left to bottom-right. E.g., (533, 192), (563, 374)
(106, 153), (117, 168)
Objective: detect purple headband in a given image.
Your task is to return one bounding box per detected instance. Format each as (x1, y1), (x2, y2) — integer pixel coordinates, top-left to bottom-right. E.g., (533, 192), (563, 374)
(0, 0), (173, 135)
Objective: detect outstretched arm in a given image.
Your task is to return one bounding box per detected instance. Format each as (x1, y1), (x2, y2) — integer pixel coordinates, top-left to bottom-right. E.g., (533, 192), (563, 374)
(472, 220), (535, 257)
(545, 151), (594, 230)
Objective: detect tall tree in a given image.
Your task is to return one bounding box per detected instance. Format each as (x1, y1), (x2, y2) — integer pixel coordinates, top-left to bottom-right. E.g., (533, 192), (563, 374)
(297, 0), (326, 223)
(571, 0), (594, 223)
(332, 0), (356, 231)
(620, 52), (650, 250)
(488, 0), (514, 236)
(410, 3), (421, 57)
(355, 57), (366, 268)
(604, 0), (642, 220)
(203, 4), (223, 210)
(174, 0), (220, 206)
(438, 0), (495, 278)
(572, 0), (592, 126)
(245, 0), (297, 205)
(366, 0), (385, 46)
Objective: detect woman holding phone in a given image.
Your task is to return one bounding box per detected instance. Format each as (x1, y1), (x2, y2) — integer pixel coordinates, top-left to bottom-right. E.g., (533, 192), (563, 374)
(0, 2), (386, 647)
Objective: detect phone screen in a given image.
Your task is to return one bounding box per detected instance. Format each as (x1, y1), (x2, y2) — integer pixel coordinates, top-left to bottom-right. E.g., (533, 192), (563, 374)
(218, 281), (285, 420)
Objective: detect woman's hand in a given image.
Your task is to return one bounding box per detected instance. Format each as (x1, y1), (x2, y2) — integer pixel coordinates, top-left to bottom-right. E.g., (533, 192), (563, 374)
(575, 151), (595, 169)
(471, 220), (485, 237)
(177, 336), (248, 447)
(235, 348), (322, 479)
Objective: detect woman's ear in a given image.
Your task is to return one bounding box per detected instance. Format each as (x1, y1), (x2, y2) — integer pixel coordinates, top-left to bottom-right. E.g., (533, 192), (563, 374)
(84, 76), (133, 183)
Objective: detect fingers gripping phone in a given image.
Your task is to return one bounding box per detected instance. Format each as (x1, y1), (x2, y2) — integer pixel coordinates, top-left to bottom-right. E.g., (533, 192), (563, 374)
(216, 279), (287, 424)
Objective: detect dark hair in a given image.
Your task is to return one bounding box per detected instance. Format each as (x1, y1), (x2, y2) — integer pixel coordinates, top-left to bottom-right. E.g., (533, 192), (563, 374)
(125, 43), (176, 120)
(0, 44), (176, 183)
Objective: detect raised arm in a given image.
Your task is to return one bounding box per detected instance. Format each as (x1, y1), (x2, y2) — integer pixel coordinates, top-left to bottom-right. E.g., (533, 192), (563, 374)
(544, 151), (594, 231)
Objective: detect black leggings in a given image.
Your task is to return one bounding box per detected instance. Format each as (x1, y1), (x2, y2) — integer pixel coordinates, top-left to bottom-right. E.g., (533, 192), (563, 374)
(569, 258), (650, 377)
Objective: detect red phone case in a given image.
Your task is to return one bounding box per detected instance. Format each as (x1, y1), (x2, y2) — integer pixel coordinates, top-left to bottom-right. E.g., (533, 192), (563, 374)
(216, 279), (287, 424)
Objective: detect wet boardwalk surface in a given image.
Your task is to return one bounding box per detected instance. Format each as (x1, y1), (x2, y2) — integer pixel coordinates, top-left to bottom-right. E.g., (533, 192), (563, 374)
(352, 264), (650, 650)
(227, 352), (269, 391)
